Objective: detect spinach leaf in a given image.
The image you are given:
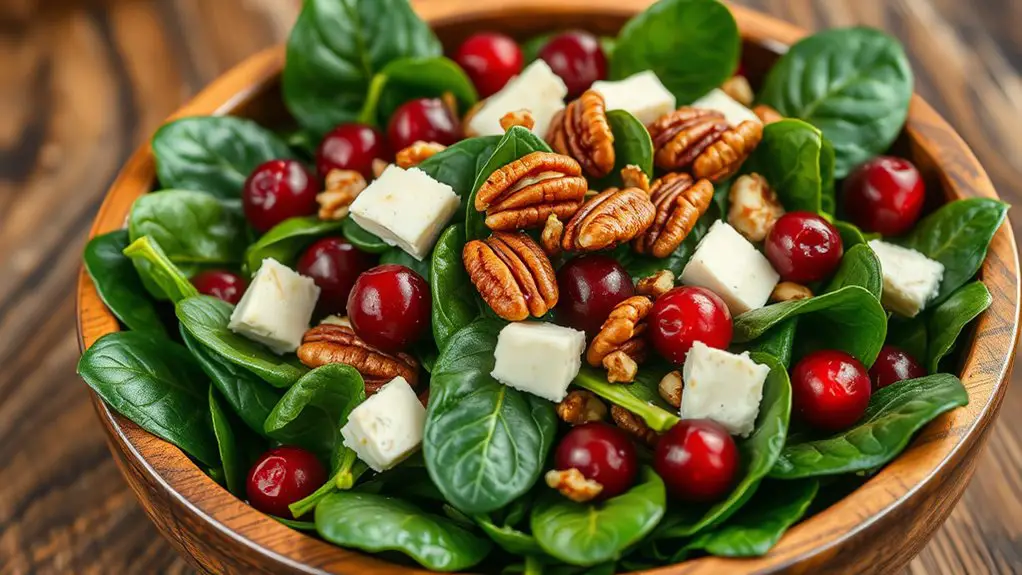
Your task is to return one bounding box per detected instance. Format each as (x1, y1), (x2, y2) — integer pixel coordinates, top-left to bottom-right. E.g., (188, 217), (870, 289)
(614, 206), (715, 282)
(886, 315), (928, 362)
(209, 386), (247, 496)
(283, 0), (442, 138)
(431, 225), (479, 351)
(770, 373), (968, 478)
(474, 514), (545, 556)
(741, 119), (826, 213)
(521, 34), (553, 63)
(341, 217), (391, 253)
(315, 491), (492, 571)
(611, 0), (739, 104)
(573, 366), (679, 432)
(901, 198), (1008, 304)
(926, 281), (992, 373)
(531, 467), (666, 566)
(380, 247), (431, 281)
(757, 27), (913, 177)
(590, 110), (654, 190)
(274, 517), (318, 531)
(122, 236), (200, 303)
(83, 230), (166, 335)
(176, 295), (307, 388)
(823, 243), (882, 298)
(244, 216), (344, 274)
(733, 319), (797, 368)
(77, 331), (218, 466)
(418, 135), (502, 210)
(833, 220), (878, 247)
(820, 137), (837, 214)
(361, 56), (477, 125)
(424, 320), (558, 514)
(152, 116), (296, 198)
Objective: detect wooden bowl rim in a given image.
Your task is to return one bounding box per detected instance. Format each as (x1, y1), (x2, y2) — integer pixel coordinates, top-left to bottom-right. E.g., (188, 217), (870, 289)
(75, 2), (1020, 573)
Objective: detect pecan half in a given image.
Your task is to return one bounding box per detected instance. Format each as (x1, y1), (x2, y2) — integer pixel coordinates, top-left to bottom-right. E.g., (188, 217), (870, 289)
(561, 187), (656, 252)
(545, 468), (603, 503)
(648, 107), (763, 181)
(587, 296), (652, 382)
(546, 89), (615, 178)
(317, 169), (367, 220)
(474, 151), (588, 231)
(753, 104), (783, 125)
(771, 281), (813, 303)
(721, 75), (754, 107)
(556, 390), (608, 426)
(298, 324), (419, 394)
(658, 370), (683, 409)
(463, 231), (559, 321)
(633, 173), (713, 257)
(636, 269), (675, 299)
(395, 141), (445, 168)
(611, 405), (658, 447)
(500, 109), (535, 132)
(728, 173), (784, 242)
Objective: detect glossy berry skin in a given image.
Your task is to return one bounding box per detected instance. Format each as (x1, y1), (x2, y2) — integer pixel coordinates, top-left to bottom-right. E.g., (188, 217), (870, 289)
(191, 270), (247, 305)
(843, 156), (925, 236)
(556, 255), (634, 335)
(654, 419), (739, 502)
(346, 264), (430, 352)
(792, 350), (872, 432)
(555, 422), (638, 499)
(454, 32), (523, 98)
(316, 123), (389, 180)
(297, 237), (376, 316)
(246, 446), (327, 518)
(538, 31), (607, 97)
(869, 345), (926, 391)
(648, 287), (733, 364)
(242, 159), (320, 233)
(765, 211), (844, 283)
(387, 98), (461, 152)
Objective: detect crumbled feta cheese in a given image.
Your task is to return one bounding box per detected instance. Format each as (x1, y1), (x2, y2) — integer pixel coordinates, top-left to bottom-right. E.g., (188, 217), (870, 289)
(681, 341), (770, 437)
(680, 221), (779, 315)
(340, 376), (426, 472)
(491, 322), (586, 402)
(868, 239), (945, 317)
(227, 258), (319, 354)
(467, 60), (568, 137)
(591, 71), (677, 125)
(691, 88), (761, 127)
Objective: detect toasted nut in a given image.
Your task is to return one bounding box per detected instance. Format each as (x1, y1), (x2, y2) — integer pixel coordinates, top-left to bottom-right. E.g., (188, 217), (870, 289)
(319, 315), (352, 328)
(636, 270), (675, 299)
(372, 158), (390, 179)
(658, 371), (683, 409)
(728, 173), (784, 242)
(588, 296), (652, 372)
(462, 100), (485, 137)
(721, 75), (754, 107)
(771, 281), (814, 303)
(633, 173), (714, 257)
(317, 169), (367, 220)
(441, 91), (459, 118)
(463, 231), (559, 321)
(298, 324), (419, 394)
(648, 107), (763, 181)
(500, 109), (535, 132)
(474, 151), (588, 231)
(620, 165), (650, 193)
(556, 390), (608, 425)
(417, 387), (430, 408)
(395, 141), (446, 168)
(545, 468), (603, 503)
(753, 104), (783, 125)
(547, 89), (616, 178)
(611, 405), (658, 447)
(541, 214), (564, 257)
(562, 187), (656, 252)
(603, 350), (639, 383)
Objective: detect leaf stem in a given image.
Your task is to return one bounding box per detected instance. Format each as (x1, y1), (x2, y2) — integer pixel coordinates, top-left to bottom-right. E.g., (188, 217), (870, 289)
(524, 554), (543, 575)
(573, 369), (679, 432)
(358, 73), (388, 126)
(289, 452), (369, 518)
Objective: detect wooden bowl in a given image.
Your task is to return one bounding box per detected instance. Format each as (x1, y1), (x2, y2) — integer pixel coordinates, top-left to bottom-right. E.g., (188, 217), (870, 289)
(76, 1), (1020, 573)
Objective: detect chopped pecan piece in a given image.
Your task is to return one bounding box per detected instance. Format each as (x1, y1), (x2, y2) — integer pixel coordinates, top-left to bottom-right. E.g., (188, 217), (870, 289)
(546, 89), (616, 178)
(620, 165), (650, 193)
(298, 324), (419, 394)
(636, 270), (675, 299)
(728, 173), (784, 242)
(545, 468), (603, 503)
(462, 101), (485, 138)
(556, 390), (608, 426)
(463, 231), (559, 321)
(587, 296), (652, 382)
(753, 104), (783, 125)
(721, 75), (754, 107)
(561, 187), (656, 252)
(610, 405), (658, 447)
(541, 214), (564, 257)
(395, 141), (446, 168)
(317, 169), (367, 220)
(771, 281), (813, 303)
(500, 109), (535, 132)
(633, 173), (713, 257)
(648, 107), (763, 181)
(474, 151), (588, 231)
(658, 370), (683, 409)
(603, 350), (638, 383)
(372, 158), (390, 179)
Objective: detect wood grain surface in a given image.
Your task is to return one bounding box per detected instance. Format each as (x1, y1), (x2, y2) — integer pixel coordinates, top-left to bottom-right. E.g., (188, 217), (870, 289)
(1, 1), (1019, 574)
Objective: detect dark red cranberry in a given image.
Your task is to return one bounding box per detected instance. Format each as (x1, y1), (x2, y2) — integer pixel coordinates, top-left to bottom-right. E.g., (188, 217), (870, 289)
(246, 446), (327, 518)
(654, 419), (739, 502)
(765, 211), (844, 283)
(648, 286), (733, 364)
(191, 270), (247, 305)
(346, 264), (430, 352)
(555, 255), (634, 335)
(242, 159), (320, 233)
(869, 345), (926, 391)
(792, 350), (872, 432)
(554, 422), (638, 499)
(387, 98), (461, 152)
(316, 123), (389, 180)
(454, 32), (523, 98)
(297, 237), (376, 316)
(843, 156), (925, 236)
(538, 30), (607, 97)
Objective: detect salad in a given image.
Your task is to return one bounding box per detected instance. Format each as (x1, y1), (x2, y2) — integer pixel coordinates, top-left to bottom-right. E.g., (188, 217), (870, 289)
(78, 0), (1009, 572)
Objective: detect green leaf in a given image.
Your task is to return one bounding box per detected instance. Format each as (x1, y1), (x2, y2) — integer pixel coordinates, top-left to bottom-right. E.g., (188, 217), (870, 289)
(819, 137), (837, 214)
(122, 236), (200, 304)
(380, 247), (431, 282)
(521, 34), (553, 63)
(244, 216), (344, 274)
(757, 27), (913, 177)
(741, 119), (826, 213)
(573, 366), (679, 432)
(431, 225), (479, 351)
(770, 373), (968, 478)
(83, 230), (166, 335)
(418, 135), (502, 212)
(273, 516), (318, 531)
(886, 315), (928, 362)
(341, 217), (391, 253)
(926, 281), (992, 373)
(824, 243), (882, 299)
(590, 110), (654, 190)
(733, 319), (797, 368)
(611, 0), (739, 104)
(209, 386), (246, 496)
(833, 220), (878, 248)
(315, 491), (492, 571)
(473, 514), (545, 556)
(361, 56), (478, 125)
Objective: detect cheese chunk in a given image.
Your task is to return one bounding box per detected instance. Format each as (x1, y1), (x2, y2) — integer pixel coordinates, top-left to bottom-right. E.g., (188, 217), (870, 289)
(691, 88), (761, 127)
(348, 165), (459, 260)
(491, 322), (586, 402)
(340, 376), (426, 472)
(681, 221), (779, 315)
(591, 71), (677, 125)
(868, 239), (945, 317)
(467, 60), (568, 137)
(228, 258), (320, 354)
(681, 342), (770, 437)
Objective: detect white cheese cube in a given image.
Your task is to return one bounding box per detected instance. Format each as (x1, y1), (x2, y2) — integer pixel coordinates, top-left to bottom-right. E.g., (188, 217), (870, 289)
(691, 88), (761, 127)
(228, 258), (320, 354)
(340, 376), (426, 472)
(467, 60), (568, 137)
(491, 322), (586, 402)
(868, 240), (945, 317)
(681, 221), (779, 315)
(348, 165), (459, 260)
(591, 71), (677, 125)
(681, 341), (770, 437)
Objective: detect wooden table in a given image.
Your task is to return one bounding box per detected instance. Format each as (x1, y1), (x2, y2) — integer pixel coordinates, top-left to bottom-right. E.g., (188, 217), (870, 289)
(0, 0), (1018, 573)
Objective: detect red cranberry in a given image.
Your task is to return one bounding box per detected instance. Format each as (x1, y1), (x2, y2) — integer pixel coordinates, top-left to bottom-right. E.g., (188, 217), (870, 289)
(555, 255), (634, 335)
(792, 350), (872, 432)
(765, 211), (844, 283)
(554, 422), (638, 499)
(538, 31), (607, 97)
(346, 264), (430, 352)
(454, 32), (523, 98)
(654, 419), (738, 502)
(649, 286), (733, 364)
(316, 123), (389, 180)
(246, 446), (327, 518)
(297, 237), (376, 316)
(869, 345), (926, 391)
(387, 98), (461, 152)
(242, 160), (320, 233)
(191, 270), (247, 305)
(844, 156), (925, 236)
